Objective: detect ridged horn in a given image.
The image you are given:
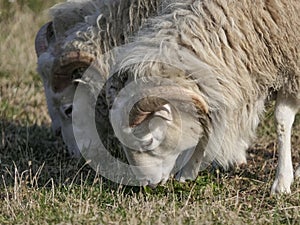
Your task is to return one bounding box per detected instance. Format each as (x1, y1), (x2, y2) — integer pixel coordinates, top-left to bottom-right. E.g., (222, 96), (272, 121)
(58, 51), (96, 68)
(35, 22), (54, 57)
(51, 50), (97, 92)
(129, 86), (209, 127)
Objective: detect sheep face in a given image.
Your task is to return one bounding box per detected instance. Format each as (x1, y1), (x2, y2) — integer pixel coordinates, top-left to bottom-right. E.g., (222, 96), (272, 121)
(121, 108), (204, 186)
(108, 76), (210, 186)
(53, 85), (81, 157)
(35, 22), (94, 156)
(39, 63), (91, 157)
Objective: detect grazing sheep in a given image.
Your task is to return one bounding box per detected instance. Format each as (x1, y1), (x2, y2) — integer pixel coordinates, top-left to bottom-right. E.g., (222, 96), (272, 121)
(107, 0), (300, 193)
(35, 0), (162, 156)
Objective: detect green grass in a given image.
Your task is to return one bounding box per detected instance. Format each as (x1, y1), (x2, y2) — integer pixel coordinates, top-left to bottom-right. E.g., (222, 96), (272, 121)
(0, 1), (300, 224)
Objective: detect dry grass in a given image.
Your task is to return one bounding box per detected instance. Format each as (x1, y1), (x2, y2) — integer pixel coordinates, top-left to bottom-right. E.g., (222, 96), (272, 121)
(0, 0), (56, 125)
(0, 1), (300, 224)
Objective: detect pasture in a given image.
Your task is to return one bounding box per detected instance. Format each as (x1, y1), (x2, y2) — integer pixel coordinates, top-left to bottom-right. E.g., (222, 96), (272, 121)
(0, 1), (300, 224)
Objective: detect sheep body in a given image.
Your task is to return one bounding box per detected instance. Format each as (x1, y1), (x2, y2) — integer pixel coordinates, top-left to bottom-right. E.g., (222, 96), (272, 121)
(36, 0), (162, 156)
(107, 0), (300, 193)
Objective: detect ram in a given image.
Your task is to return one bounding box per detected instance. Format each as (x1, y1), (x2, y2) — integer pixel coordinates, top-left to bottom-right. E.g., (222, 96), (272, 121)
(35, 0), (161, 157)
(107, 0), (300, 193)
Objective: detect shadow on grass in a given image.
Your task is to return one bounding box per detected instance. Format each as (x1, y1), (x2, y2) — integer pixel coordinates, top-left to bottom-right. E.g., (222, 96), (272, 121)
(0, 120), (147, 196)
(0, 115), (299, 198)
(0, 120), (79, 183)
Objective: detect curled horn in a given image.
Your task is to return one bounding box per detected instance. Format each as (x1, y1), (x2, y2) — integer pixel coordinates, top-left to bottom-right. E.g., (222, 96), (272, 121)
(58, 51), (96, 68)
(35, 21), (54, 57)
(51, 50), (97, 92)
(52, 50), (97, 78)
(129, 86), (209, 127)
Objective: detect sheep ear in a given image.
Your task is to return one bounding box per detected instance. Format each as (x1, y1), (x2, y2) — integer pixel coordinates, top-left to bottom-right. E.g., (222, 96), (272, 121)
(35, 22), (54, 57)
(153, 104), (173, 121)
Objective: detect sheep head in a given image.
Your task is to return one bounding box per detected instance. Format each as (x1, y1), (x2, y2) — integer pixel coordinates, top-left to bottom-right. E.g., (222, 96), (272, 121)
(108, 70), (211, 186)
(35, 21), (96, 157)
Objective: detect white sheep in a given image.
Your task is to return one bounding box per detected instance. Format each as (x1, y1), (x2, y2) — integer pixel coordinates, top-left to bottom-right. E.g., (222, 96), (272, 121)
(35, 0), (162, 156)
(106, 0), (300, 194)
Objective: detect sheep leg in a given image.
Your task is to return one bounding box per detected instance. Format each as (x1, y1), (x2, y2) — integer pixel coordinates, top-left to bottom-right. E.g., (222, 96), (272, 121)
(271, 91), (299, 194)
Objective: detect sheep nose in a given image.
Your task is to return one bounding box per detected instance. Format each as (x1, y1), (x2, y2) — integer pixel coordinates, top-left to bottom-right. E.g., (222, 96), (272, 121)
(61, 104), (73, 119)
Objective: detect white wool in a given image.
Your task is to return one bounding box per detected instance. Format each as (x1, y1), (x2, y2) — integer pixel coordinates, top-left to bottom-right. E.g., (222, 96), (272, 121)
(109, 0), (299, 168)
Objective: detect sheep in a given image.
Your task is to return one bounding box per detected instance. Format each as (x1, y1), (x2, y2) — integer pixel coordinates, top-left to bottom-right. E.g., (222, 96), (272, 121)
(35, 0), (162, 157)
(105, 0), (300, 193)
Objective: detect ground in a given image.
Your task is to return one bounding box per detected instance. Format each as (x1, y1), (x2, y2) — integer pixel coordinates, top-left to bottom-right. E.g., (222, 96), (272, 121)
(0, 1), (300, 224)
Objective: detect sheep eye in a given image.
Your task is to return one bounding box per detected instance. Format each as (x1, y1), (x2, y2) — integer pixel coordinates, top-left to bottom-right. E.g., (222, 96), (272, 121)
(72, 67), (87, 80)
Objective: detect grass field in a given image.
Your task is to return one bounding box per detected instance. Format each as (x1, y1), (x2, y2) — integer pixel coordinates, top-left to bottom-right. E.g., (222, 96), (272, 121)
(1, 1), (300, 224)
